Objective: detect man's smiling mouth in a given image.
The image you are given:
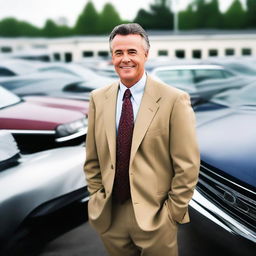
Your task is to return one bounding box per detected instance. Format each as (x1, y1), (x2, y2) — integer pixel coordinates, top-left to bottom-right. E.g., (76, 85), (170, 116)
(120, 66), (135, 69)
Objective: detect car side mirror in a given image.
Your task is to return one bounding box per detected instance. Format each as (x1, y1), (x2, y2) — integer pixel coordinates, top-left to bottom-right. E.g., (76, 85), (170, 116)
(0, 130), (20, 171)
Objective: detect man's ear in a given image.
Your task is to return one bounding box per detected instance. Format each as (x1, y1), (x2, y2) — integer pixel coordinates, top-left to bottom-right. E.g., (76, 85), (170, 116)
(145, 50), (149, 59)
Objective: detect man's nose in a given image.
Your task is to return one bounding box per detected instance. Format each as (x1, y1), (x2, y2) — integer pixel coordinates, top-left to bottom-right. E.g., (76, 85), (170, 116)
(121, 53), (130, 62)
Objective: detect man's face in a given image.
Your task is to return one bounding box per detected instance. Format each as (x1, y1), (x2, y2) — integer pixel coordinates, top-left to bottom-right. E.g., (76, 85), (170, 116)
(111, 34), (148, 87)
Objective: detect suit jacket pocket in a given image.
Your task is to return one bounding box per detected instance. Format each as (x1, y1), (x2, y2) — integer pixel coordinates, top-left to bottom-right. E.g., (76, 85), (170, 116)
(164, 200), (177, 226)
(88, 187), (107, 220)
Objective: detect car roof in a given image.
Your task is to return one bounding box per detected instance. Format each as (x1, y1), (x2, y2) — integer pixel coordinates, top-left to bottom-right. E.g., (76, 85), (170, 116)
(0, 59), (39, 75)
(151, 64), (226, 72)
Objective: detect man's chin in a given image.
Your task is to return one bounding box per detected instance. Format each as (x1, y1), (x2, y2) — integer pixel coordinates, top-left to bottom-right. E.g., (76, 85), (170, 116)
(119, 73), (134, 81)
(120, 76), (137, 87)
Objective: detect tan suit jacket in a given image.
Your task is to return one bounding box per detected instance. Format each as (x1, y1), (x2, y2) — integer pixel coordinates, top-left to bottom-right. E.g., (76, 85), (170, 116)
(84, 75), (200, 234)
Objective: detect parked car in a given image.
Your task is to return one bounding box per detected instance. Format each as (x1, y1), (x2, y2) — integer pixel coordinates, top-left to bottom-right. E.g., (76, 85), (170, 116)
(0, 86), (89, 152)
(145, 57), (203, 72)
(90, 64), (118, 78)
(0, 130), (88, 252)
(1, 49), (52, 62)
(37, 62), (115, 84)
(193, 75), (256, 105)
(0, 59), (39, 77)
(189, 82), (256, 254)
(203, 57), (256, 77)
(0, 72), (97, 100)
(150, 64), (236, 89)
(150, 64), (254, 105)
(194, 78), (256, 113)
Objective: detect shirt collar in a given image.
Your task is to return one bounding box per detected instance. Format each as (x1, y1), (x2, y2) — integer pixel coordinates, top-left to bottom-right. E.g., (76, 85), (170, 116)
(119, 72), (146, 104)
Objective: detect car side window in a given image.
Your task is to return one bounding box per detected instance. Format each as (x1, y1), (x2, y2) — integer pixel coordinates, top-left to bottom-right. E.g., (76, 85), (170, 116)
(63, 82), (92, 92)
(194, 69), (225, 83)
(0, 68), (16, 76)
(155, 69), (194, 87)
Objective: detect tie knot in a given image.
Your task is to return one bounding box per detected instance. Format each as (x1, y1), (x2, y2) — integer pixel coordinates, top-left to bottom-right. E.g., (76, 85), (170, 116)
(123, 89), (132, 100)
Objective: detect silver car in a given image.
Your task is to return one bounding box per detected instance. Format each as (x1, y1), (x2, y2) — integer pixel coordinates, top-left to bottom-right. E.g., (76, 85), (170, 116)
(0, 131), (88, 251)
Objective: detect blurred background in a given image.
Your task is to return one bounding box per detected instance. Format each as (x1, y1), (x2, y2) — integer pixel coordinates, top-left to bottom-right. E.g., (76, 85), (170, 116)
(0, 0), (255, 256)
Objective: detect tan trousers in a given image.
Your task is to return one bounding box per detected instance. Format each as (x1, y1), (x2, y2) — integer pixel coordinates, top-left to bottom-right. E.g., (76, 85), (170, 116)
(100, 199), (178, 256)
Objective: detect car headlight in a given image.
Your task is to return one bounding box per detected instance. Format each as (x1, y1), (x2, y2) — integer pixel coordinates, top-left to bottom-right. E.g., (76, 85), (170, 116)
(56, 117), (88, 141)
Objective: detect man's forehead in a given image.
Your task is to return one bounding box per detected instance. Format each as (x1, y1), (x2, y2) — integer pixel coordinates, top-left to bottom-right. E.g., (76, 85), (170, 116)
(112, 35), (144, 49)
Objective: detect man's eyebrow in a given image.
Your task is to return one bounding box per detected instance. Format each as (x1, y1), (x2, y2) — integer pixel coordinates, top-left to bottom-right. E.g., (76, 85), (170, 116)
(114, 49), (122, 53)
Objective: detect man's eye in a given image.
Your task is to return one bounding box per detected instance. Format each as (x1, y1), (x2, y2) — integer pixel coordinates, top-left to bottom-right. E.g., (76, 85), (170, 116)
(129, 51), (137, 55)
(115, 52), (122, 56)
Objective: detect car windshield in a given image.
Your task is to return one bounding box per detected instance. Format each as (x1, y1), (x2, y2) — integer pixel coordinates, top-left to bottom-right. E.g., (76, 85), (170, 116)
(0, 86), (21, 108)
(211, 81), (256, 107)
(153, 69), (197, 92)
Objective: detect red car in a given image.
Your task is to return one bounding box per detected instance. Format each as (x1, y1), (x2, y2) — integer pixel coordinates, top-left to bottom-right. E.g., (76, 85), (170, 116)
(0, 86), (89, 152)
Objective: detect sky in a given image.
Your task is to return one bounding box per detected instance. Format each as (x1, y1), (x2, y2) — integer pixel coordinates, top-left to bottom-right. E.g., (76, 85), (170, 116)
(0, 0), (246, 28)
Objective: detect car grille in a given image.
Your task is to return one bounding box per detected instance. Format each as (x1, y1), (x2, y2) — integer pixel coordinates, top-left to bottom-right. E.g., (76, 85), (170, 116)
(197, 161), (256, 233)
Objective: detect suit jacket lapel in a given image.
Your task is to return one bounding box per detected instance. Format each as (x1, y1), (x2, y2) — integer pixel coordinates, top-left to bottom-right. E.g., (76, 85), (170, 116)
(130, 76), (161, 164)
(104, 82), (119, 166)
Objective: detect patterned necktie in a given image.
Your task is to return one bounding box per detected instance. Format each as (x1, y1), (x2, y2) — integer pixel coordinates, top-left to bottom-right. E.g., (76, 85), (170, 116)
(113, 89), (134, 204)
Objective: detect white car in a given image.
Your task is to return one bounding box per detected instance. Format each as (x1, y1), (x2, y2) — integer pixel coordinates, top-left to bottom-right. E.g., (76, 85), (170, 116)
(149, 64), (252, 105)
(150, 64), (236, 92)
(0, 59), (40, 77)
(0, 131), (88, 251)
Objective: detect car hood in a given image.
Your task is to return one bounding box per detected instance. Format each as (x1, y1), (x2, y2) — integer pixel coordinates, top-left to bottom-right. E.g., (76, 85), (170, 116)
(0, 101), (85, 130)
(23, 96), (89, 115)
(197, 108), (256, 188)
(0, 144), (86, 239)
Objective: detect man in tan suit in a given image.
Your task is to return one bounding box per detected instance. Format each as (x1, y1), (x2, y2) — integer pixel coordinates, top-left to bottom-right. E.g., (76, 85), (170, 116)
(84, 23), (200, 256)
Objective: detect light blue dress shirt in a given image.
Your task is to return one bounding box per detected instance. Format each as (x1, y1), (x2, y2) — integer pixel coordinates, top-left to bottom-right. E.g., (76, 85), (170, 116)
(116, 72), (147, 131)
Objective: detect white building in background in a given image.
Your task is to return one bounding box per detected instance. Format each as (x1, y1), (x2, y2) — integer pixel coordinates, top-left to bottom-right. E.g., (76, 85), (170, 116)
(0, 30), (256, 62)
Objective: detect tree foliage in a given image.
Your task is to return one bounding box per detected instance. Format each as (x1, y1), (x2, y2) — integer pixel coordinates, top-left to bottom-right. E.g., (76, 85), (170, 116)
(98, 3), (122, 34)
(0, 17), (39, 37)
(134, 0), (173, 29)
(74, 1), (100, 35)
(245, 0), (256, 28)
(0, 0), (256, 37)
(223, 0), (246, 29)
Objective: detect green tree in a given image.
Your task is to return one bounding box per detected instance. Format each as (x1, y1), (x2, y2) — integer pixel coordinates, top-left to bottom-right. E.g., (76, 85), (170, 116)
(0, 18), (40, 37)
(98, 3), (122, 34)
(223, 0), (246, 29)
(134, 0), (173, 30)
(133, 9), (153, 29)
(181, 0), (223, 29)
(150, 0), (173, 29)
(74, 1), (100, 35)
(57, 25), (73, 37)
(245, 0), (256, 28)
(204, 0), (223, 28)
(192, 0), (222, 29)
(0, 18), (20, 37)
(179, 4), (197, 30)
(42, 19), (60, 37)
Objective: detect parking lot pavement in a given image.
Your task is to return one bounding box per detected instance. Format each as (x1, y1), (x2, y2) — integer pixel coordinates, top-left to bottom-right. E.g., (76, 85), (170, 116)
(38, 222), (108, 256)
(7, 202), (254, 256)
(36, 220), (224, 256)
(36, 205), (255, 256)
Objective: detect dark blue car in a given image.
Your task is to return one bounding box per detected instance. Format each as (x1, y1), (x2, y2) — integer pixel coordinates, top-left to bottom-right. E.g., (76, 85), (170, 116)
(189, 81), (256, 254)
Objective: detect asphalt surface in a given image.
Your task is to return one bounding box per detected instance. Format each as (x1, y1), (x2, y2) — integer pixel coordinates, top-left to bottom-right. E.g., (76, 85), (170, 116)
(3, 202), (255, 256)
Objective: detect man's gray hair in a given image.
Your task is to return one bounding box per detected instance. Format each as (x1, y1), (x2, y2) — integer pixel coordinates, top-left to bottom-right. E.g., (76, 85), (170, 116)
(109, 23), (150, 52)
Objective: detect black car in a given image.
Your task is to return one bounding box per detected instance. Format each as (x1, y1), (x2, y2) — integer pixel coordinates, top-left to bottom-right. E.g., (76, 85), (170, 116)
(189, 81), (256, 255)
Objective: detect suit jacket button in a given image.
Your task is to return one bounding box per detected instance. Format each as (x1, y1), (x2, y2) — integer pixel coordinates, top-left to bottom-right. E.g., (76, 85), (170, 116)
(111, 165), (114, 169)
